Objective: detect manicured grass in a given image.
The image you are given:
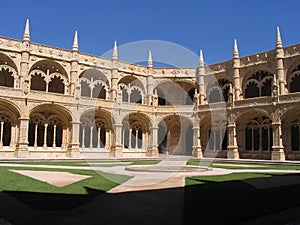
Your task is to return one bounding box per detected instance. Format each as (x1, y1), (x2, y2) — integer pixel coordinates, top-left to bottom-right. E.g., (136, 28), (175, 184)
(185, 172), (270, 186)
(187, 160), (300, 170)
(0, 159), (160, 167)
(0, 166), (131, 194)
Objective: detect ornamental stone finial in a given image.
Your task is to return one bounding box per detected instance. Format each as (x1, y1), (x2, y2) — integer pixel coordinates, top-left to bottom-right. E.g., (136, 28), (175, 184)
(199, 49), (204, 67)
(23, 19), (30, 41)
(72, 30), (78, 51)
(276, 26), (282, 48)
(112, 41), (118, 60)
(233, 39), (239, 58)
(148, 50), (153, 68)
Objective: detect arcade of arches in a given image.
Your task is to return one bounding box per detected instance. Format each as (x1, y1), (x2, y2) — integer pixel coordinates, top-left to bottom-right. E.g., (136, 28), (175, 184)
(0, 33), (300, 161)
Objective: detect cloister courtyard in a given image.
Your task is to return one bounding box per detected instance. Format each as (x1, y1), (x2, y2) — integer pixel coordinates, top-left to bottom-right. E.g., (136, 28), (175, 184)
(1, 157), (300, 225)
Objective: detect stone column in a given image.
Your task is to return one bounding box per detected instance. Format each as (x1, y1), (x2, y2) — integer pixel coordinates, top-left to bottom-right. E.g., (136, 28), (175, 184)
(192, 126), (202, 158)
(110, 123), (123, 157)
(82, 126), (85, 149)
(146, 125), (159, 157)
(105, 129), (110, 149)
(43, 123), (48, 149)
(89, 126), (93, 149)
(15, 118), (29, 157)
(67, 121), (81, 158)
(10, 125), (16, 149)
(227, 123), (239, 159)
(135, 130), (138, 149)
(128, 128), (132, 149)
(53, 125), (57, 149)
(0, 121), (4, 148)
(34, 124), (38, 148)
(97, 127), (101, 149)
(271, 120), (285, 161)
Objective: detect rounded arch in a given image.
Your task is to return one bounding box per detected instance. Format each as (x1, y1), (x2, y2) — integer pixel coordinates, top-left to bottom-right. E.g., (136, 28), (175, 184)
(79, 108), (115, 149)
(243, 70), (274, 98)
(28, 104), (72, 149)
(0, 98), (21, 123)
(118, 75), (146, 94)
(30, 104), (72, 125)
(287, 62), (300, 93)
(154, 80), (196, 105)
(281, 106), (300, 152)
(121, 112), (151, 150)
(157, 114), (193, 155)
(235, 109), (272, 155)
(0, 52), (18, 73)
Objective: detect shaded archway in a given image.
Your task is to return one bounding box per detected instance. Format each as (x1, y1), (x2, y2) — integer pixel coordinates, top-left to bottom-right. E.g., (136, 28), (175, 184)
(0, 100), (20, 148)
(243, 71), (273, 98)
(154, 81), (196, 105)
(29, 60), (69, 94)
(236, 110), (272, 159)
(29, 104), (72, 149)
(118, 76), (145, 104)
(158, 115), (193, 155)
(79, 109), (114, 150)
(79, 69), (109, 99)
(122, 113), (150, 150)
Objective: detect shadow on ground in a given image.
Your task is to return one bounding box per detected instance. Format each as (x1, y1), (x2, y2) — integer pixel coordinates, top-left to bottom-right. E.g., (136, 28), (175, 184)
(1, 173), (300, 225)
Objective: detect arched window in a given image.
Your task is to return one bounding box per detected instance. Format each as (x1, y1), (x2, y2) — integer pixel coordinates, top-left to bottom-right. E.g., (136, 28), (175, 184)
(80, 80), (90, 97)
(291, 119), (300, 151)
(93, 83), (106, 99)
(48, 76), (64, 94)
(156, 88), (166, 105)
(186, 88), (196, 105)
(0, 67), (14, 87)
(290, 74), (300, 93)
(207, 79), (231, 103)
(31, 73), (46, 91)
(130, 88), (142, 103)
(0, 112), (12, 146)
(122, 88), (129, 102)
(208, 121), (227, 151)
(245, 117), (272, 152)
(244, 71), (273, 98)
(245, 81), (259, 98)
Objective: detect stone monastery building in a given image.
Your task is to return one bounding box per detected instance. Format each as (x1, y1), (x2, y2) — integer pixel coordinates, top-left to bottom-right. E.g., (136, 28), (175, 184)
(0, 19), (299, 161)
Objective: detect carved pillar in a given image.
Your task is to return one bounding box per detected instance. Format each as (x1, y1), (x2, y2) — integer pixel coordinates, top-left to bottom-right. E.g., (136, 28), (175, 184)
(10, 125), (16, 149)
(233, 58), (241, 100)
(110, 123), (123, 157)
(105, 129), (110, 149)
(43, 123), (48, 149)
(111, 60), (118, 101)
(146, 69), (154, 105)
(275, 45), (285, 95)
(97, 127), (101, 149)
(20, 39), (30, 92)
(0, 121), (4, 148)
(67, 121), (81, 158)
(15, 117), (29, 157)
(34, 124), (38, 148)
(192, 126), (202, 158)
(89, 126), (93, 149)
(146, 125), (159, 157)
(227, 122), (239, 159)
(70, 49), (79, 96)
(271, 120), (285, 161)
(197, 66), (206, 104)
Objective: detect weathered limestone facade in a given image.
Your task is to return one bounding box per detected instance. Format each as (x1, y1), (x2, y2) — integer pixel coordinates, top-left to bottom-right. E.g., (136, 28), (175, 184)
(0, 21), (299, 161)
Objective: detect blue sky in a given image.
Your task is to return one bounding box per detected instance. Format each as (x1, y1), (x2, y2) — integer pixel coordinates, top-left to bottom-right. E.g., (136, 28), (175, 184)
(1, 0), (299, 65)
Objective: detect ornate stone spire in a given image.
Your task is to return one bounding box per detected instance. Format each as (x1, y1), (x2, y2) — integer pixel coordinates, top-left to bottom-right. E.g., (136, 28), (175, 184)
(112, 41), (118, 60)
(276, 26), (282, 48)
(148, 50), (153, 68)
(199, 49), (204, 67)
(233, 39), (239, 58)
(72, 31), (78, 51)
(23, 19), (30, 41)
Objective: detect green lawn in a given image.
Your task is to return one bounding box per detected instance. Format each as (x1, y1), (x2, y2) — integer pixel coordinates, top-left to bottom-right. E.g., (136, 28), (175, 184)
(0, 166), (131, 194)
(0, 159), (160, 167)
(187, 160), (300, 170)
